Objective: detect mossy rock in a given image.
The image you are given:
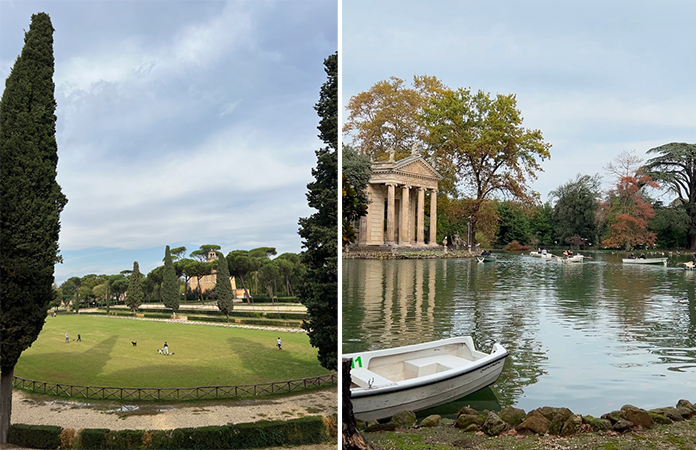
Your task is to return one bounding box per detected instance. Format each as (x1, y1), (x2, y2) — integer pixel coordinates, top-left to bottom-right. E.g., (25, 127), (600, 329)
(390, 410), (416, 428)
(582, 415), (612, 432)
(419, 415), (441, 428)
(498, 406), (526, 427)
(648, 412), (674, 425)
(482, 412), (509, 436)
(455, 414), (485, 430)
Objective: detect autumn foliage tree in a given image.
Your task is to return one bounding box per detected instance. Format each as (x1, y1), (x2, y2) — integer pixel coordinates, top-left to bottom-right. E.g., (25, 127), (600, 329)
(422, 88), (551, 241)
(343, 75), (446, 162)
(602, 173), (658, 250)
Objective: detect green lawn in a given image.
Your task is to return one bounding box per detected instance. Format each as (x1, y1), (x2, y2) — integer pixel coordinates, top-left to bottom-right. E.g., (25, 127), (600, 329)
(14, 315), (330, 388)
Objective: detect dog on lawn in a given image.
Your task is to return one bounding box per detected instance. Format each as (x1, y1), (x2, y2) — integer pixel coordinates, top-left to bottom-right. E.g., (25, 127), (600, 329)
(132, 341), (137, 347)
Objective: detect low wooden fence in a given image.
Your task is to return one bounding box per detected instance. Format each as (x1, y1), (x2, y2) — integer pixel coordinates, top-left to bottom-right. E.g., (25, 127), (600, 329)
(12, 373), (337, 401)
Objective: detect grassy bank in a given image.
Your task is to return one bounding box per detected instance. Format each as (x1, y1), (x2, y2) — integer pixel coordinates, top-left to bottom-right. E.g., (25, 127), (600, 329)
(14, 315), (329, 388)
(366, 418), (696, 449)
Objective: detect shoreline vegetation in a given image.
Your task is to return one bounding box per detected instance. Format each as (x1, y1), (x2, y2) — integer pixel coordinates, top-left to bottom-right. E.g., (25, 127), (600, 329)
(356, 399), (696, 450)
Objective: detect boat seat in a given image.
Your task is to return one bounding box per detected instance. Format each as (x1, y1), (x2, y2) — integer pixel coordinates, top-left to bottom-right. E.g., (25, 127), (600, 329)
(404, 355), (472, 377)
(351, 368), (397, 389)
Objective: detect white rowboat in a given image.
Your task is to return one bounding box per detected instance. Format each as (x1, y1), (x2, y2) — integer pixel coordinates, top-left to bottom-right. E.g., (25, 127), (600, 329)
(345, 337), (508, 421)
(622, 257), (668, 265)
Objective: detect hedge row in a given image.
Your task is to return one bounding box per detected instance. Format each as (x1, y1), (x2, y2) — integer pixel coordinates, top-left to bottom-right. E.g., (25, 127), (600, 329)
(133, 308), (307, 321)
(188, 315), (303, 328)
(9, 416), (335, 449)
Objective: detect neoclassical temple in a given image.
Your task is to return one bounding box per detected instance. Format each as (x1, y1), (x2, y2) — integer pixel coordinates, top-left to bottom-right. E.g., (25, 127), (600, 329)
(357, 150), (443, 247)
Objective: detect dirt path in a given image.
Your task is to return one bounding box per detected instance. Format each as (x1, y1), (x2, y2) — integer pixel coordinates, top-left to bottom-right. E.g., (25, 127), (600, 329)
(10, 388), (336, 431)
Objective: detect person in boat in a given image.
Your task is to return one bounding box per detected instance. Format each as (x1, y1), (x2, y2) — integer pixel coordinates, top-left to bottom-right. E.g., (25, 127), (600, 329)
(628, 252), (636, 259)
(640, 252), (646, 259)
(481, 250), (490, 256)
(541, 248), (547, 255)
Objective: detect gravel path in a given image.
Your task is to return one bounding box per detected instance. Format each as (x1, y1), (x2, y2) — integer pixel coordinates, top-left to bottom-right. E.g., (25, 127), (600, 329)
(11, 388), (336, 431)
(83, 312), (308, 333)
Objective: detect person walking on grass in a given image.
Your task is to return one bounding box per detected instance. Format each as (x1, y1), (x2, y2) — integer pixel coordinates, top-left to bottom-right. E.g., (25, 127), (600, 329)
(77, 333), (81, 342)
(277, 337), (282, 350)
(164, 342), (169, 355)
(65, 332), (69, 343)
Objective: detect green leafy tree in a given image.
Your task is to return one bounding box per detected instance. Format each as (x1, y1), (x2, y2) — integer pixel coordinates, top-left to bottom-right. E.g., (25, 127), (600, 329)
(297, 52), (337, 371)
(147, 265), (164, 300)
(161, 246), (180, 317)
(495, 201), (532, 246)
(342, 144), (372, 247)
(258, 260), (281, 300)
(550, 174), (602, 247)
(529, 203), (555, 248)
(170, 246), (187, 261)
(275, 253), (303, 297)
(68, 276), (81, 311)
(187, 260), (213, 303)
(75, 285), (92, 313)
(59, 279), (76, 308)
(215, 251), (234, 322)
(109, 276), (129, 309)
(643, 143), (696, 249)
(226, 250), (257, 303)
(0, 12), (67, 443)
(422, 88), (551, 240)
(650, 200), (689, 248)
(126, 262), (143, 314)
(92, 283), (107, 307)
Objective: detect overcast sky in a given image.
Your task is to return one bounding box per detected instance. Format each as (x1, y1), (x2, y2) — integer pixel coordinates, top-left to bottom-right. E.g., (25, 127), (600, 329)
(0, 0), (337, 284)
(342, 0), (696, 202)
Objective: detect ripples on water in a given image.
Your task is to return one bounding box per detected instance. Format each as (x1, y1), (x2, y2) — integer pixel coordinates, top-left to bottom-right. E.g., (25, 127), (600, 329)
(342, 253), (696, 415)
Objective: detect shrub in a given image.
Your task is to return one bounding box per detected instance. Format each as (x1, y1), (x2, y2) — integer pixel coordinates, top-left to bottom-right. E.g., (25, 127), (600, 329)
(104, 429), (144, 449)
(79, 428), (109, 449)
(8, 424), (62, 449)
(60, 427), (76, 448)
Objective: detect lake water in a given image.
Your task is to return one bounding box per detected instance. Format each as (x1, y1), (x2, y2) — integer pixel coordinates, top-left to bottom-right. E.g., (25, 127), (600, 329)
(342, 253), (696, 416)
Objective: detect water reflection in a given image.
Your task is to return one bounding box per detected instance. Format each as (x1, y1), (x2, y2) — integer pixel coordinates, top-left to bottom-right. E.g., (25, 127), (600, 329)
(343, 253), (696, 414)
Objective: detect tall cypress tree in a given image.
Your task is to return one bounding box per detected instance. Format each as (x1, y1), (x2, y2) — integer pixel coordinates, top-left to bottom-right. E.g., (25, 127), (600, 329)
(0, 13), (67, 443)
(215, 252), (234, 322)
(297, 52), (338, 371)
(161, 246), (180, 317)
(126, 262), (143, 314)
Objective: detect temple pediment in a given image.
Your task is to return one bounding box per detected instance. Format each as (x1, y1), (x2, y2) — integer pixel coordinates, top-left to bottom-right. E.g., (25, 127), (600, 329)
(370, 155), (443, 188)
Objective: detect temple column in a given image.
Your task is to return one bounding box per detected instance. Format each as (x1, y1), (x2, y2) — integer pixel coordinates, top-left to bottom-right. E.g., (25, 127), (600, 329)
(417, 188), (425, 245)
(386, 183), (396, 245)
(429, 189), (438, 246)
(399, 185), (411, 245)
(358, 184), (372, 245)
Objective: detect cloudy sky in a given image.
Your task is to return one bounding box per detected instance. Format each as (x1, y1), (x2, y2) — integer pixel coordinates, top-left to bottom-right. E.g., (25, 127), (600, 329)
(0, 0), (337, 284)
(343, 0), (696, 202)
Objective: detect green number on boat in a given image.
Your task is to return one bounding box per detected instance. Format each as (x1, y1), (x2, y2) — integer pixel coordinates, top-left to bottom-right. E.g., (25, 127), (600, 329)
(351, 356), (363, 369)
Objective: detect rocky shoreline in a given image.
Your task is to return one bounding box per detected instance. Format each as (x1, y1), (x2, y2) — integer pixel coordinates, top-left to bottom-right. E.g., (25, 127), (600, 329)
(360, 399), (696, 438)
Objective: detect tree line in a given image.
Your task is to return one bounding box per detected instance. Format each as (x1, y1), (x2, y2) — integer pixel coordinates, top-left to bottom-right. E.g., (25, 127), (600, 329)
(54, 245), (307, 313)
(343, 75), (696, 251)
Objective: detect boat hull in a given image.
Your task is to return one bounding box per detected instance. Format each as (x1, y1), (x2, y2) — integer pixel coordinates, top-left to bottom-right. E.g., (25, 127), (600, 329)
(622, 258), (667, 265)
(345, 337), (508, 421)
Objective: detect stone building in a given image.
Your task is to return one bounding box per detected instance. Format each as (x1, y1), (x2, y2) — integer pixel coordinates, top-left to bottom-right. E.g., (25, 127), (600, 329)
(356, 151), (443, 247)
(188, 249), (246, 298)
